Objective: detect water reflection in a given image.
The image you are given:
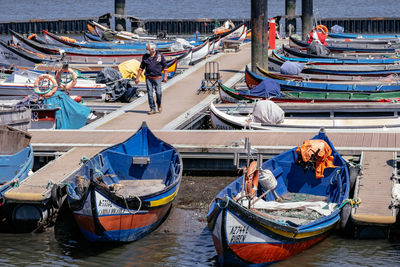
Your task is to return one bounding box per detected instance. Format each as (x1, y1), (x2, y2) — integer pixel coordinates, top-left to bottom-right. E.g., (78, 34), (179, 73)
(0, 206), (400, 266)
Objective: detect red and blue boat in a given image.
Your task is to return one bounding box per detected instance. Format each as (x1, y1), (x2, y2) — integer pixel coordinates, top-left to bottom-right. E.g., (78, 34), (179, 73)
(66, 122), (182, 242)
(207, 131), (349, 265)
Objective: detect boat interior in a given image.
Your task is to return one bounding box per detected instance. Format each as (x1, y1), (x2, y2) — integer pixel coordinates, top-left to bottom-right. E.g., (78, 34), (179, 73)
(69, 128), (181, 198)
(226, 144), (347, 226)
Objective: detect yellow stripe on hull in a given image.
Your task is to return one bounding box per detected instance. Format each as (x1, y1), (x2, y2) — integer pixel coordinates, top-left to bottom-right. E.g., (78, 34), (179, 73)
(149, 189), (179, 207)
(263, 223), (337, 239)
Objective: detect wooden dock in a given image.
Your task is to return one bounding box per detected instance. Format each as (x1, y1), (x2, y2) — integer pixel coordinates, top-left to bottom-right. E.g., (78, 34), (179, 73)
(4, 146), (105, 203)
(351, 151), (397, 225)
(3, 38), (399, 230)
(4, 41), (255, 204)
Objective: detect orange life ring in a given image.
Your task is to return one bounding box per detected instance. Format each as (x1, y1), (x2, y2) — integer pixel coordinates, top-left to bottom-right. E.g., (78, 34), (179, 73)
(245, 161), (259, 198)
(311, 24), (328, 37)
(28, 34), (37, 40)
(33, 74), (58, 97)
(56, 68), (77, 92)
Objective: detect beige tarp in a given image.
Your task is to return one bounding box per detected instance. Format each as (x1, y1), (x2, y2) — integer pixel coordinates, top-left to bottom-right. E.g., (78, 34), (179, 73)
(118, 59), (146, 82)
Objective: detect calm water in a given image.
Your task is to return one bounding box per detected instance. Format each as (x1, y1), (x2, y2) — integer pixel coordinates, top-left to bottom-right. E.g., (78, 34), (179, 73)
(2, 1), (400, 266)
(1, 206), (400, 267)
(1, 0), (400, 21)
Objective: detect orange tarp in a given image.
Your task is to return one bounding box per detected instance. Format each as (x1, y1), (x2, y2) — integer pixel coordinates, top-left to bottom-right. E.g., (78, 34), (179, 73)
(296, 139), (337, 179)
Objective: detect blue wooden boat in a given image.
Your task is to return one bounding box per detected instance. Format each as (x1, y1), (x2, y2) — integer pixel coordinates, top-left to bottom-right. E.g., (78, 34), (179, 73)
(84, 32), (103, 42)
(245, 66), (400, 92)
(290, 36), (399, 53)
(277, 48), (400, 64)
(207, 130), (349, 265)
(328, 32), (400, 39)
(66, 122), (182, 242)
(10, 30), (189, 60)
(43, 30), (175, 50)
(0, 126), (33, 203)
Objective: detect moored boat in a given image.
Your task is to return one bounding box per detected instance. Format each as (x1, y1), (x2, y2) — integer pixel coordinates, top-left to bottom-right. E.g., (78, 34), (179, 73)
(66, 122), (182, 242)
(0, 126), (33, 206)
(328, 32), (400, 39)
(0, 70), (106, 99)
(257, 64), (400, 83)
(42, 30), (175, 50)
(276, 48), (400, 65)
(207, 130), (349, 265)
(210, 101), (400, 131)
(289, 35), (399, 53)
(245, 65), (400, 92)
(218, 82), (400, 103)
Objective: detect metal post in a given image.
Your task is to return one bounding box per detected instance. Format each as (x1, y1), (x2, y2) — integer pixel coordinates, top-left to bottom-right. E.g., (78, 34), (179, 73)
(251, 0), (269, 72)
(301, 0), (313, 40)
(115, 0), (126, 31)
(285, 0), (296, 36)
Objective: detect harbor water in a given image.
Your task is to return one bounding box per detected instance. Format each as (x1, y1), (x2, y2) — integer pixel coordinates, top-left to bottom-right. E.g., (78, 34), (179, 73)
(1, 0), (400, 21)
(1, 1), (400, 266)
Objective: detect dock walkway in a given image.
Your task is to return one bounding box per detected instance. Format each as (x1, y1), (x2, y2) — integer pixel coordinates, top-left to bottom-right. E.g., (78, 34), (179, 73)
(352, 151), (397, 224)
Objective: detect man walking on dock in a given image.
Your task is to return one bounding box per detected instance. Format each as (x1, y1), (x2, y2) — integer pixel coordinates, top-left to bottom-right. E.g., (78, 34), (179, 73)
(135, 43), (168, 115)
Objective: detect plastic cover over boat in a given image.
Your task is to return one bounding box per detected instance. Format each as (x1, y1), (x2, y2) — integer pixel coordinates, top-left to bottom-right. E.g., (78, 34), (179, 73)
(250, 99), (284, 124)
(118, 59), (146, 82)
(42, 91), (91, 129)
(280, 61), (305, 75)
(96, 68), (137, 102)
(238, 78), (282, 97)
(331, 25), (344, 34)
(307, 40), (330, 56)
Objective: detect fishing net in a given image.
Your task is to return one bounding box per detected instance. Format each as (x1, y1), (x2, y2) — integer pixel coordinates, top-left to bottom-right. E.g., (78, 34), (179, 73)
(253, 192), (336, 225)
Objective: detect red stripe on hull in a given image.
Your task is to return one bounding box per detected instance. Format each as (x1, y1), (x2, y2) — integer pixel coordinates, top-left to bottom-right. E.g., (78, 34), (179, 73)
(98, 204), (171, 231)
(244, 71), (260, 89)
(74, 204), (171, 233)
(229, 233), (328, 264)
(73, 214), (96, 233)
(212, 235), (224, 257)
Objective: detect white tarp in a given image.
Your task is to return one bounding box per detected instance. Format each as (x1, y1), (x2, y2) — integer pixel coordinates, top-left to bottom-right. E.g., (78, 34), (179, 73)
(251, 100), (284, 124)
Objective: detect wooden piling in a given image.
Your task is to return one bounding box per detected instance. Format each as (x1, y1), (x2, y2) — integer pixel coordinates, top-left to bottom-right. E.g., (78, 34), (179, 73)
(285, 0), (297, 36)
(251, 0), (269, 72)
(301, 0), (313, 40)
(115, 0), (126, 31)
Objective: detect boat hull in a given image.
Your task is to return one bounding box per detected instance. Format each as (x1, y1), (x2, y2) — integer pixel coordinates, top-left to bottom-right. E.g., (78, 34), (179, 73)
(72, 188), (174, 242)
(209, 204), (334, 266)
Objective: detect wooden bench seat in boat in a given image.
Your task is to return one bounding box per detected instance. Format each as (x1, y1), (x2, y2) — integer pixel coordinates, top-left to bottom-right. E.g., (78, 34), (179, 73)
(114, 179), (166, 197)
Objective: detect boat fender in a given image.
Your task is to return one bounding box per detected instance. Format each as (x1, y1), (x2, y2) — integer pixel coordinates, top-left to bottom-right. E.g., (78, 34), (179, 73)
(56, 68), (77, 93)
(258, 169), (277, 191)
(245, 161), (259, 198)
(51, 184), (63, 209)
(69, 95), (82, 103)
(33, 74), (58, 97)
(340, 203), (351, 229)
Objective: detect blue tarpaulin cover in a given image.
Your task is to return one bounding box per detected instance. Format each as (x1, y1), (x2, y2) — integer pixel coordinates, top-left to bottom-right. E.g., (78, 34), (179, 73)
(238, 78), (282, 98)
(42, 91), (91, 129)
(280, 61), (305, 75)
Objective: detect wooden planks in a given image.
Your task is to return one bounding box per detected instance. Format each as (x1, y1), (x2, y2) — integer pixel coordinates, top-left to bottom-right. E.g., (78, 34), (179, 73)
(352, 151), (396, 224)
(30, 130), (400, 152)
(4, 146), (105, 203)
